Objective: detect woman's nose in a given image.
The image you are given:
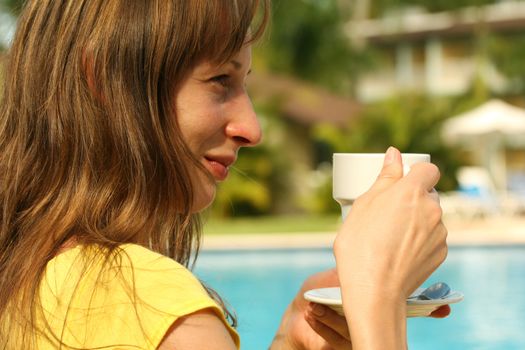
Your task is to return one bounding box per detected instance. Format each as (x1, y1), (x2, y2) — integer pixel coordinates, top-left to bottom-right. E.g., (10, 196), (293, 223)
(225, 93), (262, 146)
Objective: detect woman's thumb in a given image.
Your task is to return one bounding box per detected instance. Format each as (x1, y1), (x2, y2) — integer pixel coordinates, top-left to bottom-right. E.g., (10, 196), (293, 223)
(368, 147), (404, 193)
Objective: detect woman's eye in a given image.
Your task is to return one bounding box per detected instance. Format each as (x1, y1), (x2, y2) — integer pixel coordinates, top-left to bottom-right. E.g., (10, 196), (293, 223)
(209, 74), (231, 88)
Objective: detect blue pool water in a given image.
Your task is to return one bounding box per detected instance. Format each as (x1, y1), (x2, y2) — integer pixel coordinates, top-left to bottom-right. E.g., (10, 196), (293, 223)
(195, 246), (525, 349)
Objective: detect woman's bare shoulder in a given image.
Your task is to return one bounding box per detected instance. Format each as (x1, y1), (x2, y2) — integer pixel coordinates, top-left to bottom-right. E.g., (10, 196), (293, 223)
(157, 308), (238, 350)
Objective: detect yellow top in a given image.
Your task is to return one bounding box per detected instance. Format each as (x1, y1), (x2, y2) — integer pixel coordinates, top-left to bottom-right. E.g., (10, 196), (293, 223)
(34, 244), (239, 349)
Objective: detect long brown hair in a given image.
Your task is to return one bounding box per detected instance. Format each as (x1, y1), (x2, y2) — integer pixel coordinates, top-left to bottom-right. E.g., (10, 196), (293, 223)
(0, 0), (269, 347)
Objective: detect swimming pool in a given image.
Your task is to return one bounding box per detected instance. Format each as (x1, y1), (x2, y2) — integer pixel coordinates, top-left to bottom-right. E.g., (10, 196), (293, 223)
(195, 246), (525, 349)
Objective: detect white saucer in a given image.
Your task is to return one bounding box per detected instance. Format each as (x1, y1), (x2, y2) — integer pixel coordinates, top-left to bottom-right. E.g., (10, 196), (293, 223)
(304, 287), (464, 318)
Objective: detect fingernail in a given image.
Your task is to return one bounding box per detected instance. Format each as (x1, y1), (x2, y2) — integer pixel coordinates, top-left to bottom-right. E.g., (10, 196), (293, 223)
(384, 146), (396, 165)
(310, 303), (326, 317)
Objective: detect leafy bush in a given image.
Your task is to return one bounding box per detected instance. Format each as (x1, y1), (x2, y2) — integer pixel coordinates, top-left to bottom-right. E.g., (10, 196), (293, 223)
(313, 93), (468, 192)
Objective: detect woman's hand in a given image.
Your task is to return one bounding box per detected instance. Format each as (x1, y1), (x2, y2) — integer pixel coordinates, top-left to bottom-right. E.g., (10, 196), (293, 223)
(270, 269), (450, 350)
(269, 267), (450, 350)
(334, 147), (448, 349)
(270, 268), (352, 350)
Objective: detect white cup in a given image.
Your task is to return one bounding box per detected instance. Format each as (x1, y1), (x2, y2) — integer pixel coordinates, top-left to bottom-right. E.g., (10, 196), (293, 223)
(333, 153), (431, 219)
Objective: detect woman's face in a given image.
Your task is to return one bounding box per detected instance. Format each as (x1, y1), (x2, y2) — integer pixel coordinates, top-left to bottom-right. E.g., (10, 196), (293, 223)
(175, 44), (261, 212)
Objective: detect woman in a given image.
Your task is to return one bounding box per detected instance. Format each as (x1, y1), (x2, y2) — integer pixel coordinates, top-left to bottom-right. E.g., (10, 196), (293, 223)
(0, 0), (448, 349)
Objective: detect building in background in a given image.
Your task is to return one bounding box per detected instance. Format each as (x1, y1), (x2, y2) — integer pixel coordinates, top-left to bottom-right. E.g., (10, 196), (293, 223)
(347, 1), (525, 101)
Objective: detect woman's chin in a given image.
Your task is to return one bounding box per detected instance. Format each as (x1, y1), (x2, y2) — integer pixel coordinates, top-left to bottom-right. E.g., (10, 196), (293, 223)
(190, 190), (216, 213)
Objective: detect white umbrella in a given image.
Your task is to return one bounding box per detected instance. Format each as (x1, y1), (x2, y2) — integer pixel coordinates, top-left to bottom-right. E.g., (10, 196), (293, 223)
(441, 99), (525, 191)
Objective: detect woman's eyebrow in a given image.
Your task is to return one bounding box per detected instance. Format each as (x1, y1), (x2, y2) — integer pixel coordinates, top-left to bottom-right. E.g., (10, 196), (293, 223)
(230, 60), (242, 70)
(230, 60), (251, 75)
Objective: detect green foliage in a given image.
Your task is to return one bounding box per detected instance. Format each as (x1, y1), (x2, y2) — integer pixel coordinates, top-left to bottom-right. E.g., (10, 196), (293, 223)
(211, 148), (273, 217)
(313, 94), (466, 191)
(1, 0), (24, 13)
(297, 162), (341, 215)
(489, 33), (525, 94)
(255, 0), (374, 93)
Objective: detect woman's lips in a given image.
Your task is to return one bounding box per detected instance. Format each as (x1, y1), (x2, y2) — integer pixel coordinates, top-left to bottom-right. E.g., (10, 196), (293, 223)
(204, 157), (231, 181)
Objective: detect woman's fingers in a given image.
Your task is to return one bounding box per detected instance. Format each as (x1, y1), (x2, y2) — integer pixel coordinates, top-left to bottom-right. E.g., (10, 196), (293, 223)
(305, 303), (350, 340)
(308, 300), (451, 321)
(305, 303), (352, 350)
(305, 301), (449, 350)
(367, 147), (404, 195)
(404, 162), (441, 192)
(429, 188), (440, 203)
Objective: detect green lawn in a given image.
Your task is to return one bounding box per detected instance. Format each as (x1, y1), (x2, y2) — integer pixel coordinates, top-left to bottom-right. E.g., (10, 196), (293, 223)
(203, 214), (341, 235)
